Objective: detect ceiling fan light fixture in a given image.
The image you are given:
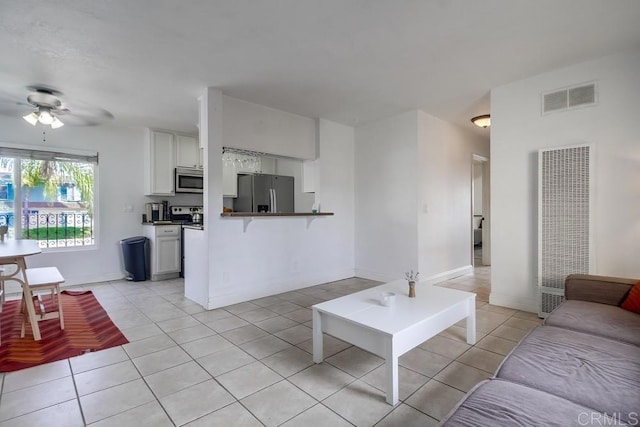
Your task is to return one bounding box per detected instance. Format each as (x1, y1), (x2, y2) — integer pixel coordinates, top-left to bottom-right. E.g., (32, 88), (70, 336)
(37, 108), (54, 125)
(22, 107), (65, 129)
(51, 117), (64, 129)
(23, 112), (39, 125)
(471, 114), (491, 128)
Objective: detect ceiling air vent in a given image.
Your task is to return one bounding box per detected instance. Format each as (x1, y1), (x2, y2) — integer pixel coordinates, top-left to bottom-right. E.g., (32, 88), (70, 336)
(542, 82), (597, 115)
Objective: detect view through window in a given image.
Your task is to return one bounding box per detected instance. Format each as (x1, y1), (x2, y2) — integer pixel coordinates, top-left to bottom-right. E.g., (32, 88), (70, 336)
(0, 148), (97, 249)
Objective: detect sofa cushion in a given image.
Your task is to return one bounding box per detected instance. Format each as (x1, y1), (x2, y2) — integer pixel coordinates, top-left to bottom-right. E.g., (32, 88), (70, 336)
(441, 379), (616, 427)
(565, 274), (635, 305)
(496, 326), (640, 424)
(621, 282), (640, 314)
(544, 299), (640, 346)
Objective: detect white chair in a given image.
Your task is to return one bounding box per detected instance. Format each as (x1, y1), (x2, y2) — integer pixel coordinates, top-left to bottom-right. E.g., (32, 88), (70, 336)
(20, 266), (65, 338)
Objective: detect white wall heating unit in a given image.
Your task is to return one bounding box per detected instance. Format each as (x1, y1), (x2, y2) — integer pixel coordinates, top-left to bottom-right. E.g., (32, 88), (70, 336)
(538, 144), (594, 317)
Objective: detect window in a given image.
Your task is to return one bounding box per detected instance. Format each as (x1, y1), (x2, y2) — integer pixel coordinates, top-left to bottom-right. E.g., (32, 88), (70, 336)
(0, 147), (98, 249)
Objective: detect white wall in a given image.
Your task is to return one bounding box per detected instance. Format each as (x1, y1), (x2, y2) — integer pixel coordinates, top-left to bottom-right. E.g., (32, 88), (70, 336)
(473, 162), (483, 215)
(222, 95), (316, 159)
(354, 110), (488, 283)
(417, 112), (489, 282)
(354, 111), (419, 281)
(0, 115), (150, 289)
(203, 91), (355, 308)
(491, 50), (640, 312)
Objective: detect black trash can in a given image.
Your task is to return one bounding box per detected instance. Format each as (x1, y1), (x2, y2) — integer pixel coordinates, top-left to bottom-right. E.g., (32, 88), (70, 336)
(121, 236), (147, 281)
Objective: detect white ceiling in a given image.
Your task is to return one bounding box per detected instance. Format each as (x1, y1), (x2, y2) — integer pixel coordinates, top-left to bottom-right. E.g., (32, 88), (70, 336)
(1, 1), (639, 137)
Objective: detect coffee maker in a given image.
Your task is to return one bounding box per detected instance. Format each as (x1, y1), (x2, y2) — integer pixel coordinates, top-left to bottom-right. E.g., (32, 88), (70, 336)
(145, 201), (169, 222)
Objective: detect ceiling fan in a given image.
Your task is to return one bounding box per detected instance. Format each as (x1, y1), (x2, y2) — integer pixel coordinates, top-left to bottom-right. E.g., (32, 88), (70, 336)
(23, 87), (67, 128)
(0, 85), (114, 129)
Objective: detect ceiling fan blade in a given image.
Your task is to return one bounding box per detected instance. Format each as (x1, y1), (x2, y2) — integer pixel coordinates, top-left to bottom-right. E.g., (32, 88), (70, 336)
(0, 100), (33, 117)
(58, 107), (114, 126)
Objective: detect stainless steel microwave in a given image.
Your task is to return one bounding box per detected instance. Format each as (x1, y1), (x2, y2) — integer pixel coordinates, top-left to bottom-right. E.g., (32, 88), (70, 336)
(175, 167), (203, 193)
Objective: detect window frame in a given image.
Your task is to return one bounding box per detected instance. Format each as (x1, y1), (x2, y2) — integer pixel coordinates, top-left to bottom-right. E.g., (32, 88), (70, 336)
(0, 142), (99, 252)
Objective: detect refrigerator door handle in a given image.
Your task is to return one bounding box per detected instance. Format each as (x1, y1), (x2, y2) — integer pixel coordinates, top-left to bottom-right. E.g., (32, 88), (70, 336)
(271, 188), (277, 213)
(269, 188), (275, 213)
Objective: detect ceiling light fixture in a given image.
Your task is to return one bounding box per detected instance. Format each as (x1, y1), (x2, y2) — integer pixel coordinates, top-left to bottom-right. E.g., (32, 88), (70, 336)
(471, 114), (490, 128)
(23, 107), (64, 129)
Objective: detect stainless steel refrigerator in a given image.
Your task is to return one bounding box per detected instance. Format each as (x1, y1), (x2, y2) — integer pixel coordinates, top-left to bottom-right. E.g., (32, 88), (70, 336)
(233, 173), (294, 213)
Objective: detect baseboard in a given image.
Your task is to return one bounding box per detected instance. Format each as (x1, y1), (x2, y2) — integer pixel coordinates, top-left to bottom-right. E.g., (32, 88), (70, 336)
(206, 268), (356, 309)
(489, 292), (538, 314)
(355, 265), (474, 287)
(423, 265), (473, 285)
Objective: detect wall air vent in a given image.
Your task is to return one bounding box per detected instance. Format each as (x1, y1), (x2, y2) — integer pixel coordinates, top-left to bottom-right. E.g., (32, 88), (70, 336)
(538, 144), (593, 317)
(542, 82), (597, 115)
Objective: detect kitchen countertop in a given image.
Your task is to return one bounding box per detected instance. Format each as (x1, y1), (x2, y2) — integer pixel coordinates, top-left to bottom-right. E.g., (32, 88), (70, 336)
(220, 212), (333, 217)
(142, 221), (180, 225)
(142, 221), (203, 228)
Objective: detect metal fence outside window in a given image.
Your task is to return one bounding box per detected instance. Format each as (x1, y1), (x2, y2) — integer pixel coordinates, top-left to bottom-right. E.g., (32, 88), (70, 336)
(0, 212), (94, 248)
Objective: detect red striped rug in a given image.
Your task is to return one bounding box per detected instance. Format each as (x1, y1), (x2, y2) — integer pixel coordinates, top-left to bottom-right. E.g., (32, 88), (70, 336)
(0, 290), (129, 372)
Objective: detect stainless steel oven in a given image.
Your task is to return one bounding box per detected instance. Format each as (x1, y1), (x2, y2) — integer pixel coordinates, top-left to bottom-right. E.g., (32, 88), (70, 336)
(170, 206), (203, 277)
(175, 167), (203, 193)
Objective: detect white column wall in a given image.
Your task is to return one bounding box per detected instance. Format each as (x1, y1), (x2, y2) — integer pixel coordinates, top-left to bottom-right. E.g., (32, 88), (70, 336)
(490, 50), (640, 312)
(417, 112), (489, 283)
(354, 111), (419, 281)
(204, 93), (355, 308)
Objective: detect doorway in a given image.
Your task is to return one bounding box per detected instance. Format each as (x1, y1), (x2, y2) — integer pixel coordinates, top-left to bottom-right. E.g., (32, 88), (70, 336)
(472, 155), (490, 267)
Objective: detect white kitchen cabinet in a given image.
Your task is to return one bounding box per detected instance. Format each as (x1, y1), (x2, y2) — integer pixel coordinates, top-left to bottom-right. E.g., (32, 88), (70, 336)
(176, 135), (201, 168)
(302, 159), (319, 193)
(144, 130), (175, 196)
(143, 224), (181, 281)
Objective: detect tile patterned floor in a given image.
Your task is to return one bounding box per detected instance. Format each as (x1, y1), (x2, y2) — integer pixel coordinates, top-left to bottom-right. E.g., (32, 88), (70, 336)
(0, 268), (541, 426)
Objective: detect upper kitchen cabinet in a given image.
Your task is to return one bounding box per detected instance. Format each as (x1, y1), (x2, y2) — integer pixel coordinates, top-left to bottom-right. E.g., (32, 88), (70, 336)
(144, 130), (175, 196)
(176, 135), (202, 169)
(222, 96), (316, 160)
(302, 159), (319, 193)
(145, 129), (200, 196)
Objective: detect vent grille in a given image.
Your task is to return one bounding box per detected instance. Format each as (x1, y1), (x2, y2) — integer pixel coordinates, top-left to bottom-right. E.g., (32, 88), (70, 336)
(538, 145), (592, 317)
(569, 85), (595, 107)
(544, 91), (568, 112)
(542, 82), (597, 114)
(540, 290), (565, 318)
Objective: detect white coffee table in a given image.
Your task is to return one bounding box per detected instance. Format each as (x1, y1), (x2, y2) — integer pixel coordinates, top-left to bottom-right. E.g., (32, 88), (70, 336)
(312, 280), (476, 405)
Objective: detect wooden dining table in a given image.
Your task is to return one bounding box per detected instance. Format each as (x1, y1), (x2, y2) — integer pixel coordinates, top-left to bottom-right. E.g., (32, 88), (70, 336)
(0, 239), (44, 340)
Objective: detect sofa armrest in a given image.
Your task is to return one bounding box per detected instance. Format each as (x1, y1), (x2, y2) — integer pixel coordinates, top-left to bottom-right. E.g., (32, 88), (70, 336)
(565, 274), (636, 306)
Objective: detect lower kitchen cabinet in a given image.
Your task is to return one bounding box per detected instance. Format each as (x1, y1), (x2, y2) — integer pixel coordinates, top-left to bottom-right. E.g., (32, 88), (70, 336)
(143, 224), (181, 280)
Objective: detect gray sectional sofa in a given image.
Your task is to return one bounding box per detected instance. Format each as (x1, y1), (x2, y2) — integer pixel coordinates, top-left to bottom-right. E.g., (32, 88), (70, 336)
(441, 274), (640, 426)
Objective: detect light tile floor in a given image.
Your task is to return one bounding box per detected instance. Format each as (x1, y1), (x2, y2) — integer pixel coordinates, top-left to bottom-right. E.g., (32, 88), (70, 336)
(0, 268), (541, 426)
